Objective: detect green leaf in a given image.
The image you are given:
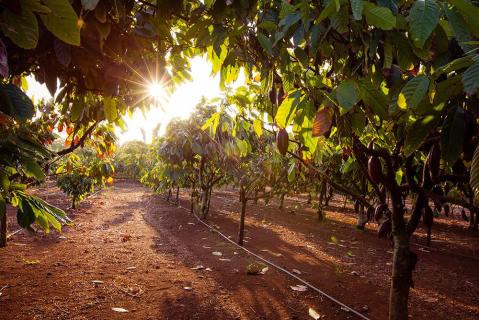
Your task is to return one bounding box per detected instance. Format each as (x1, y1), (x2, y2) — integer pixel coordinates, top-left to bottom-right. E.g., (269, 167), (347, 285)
(462, 60), (479, 95)
(335, 80), (359, 113)
(257, 33), (273, 56)
(357, 79), (389, 120)
(470, 145), (479, 201)
(317, 0), (340, 24)
(0, 8), (38, 49)
(398, 75), (430, 110)
(446, 7), (476, 53)
(377, 0), (399, 14)
(275, 90), (301, 128)
(450, 0), (479, 38)
(253, 119), (263, 137)
(363, 3), (396, 30)
(21, 158), (45, 181)
(408, 0), (440, 48)
(0, 83), (35, 121)
(81, 0), (100, 11)
(404, 113), (440, 156)
(350, 0), (363, 20)
(40, 0), (81, 46)
(70, 101), (84, 122)
(103, 96), (117, 122)
(441, 107), (465, 165)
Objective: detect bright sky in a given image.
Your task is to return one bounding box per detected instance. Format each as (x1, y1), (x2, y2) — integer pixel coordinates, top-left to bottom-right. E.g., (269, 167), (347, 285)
(122, 56), (229, 144)
(27, 56), (245, 145)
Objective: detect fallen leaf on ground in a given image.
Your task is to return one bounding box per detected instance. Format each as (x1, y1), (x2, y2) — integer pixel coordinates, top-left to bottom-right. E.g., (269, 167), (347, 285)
(424, 297), (438, 303)
(126, 267), (136, 271)
(351, 271), (359, 276)
(419, 247), (430, 253)
(92, 280), (104, 285)
(309, 307), (321, 319)
(112, 307), (129, 313)
(292, 269), (302, 275)
(212, 251), (222, 256)
(219, 258), (231, 261)
(23, 259), (40, 265)
(290, 285), (308, 292)
(183, 286), (193, 291)
(191, 265), (205, 270)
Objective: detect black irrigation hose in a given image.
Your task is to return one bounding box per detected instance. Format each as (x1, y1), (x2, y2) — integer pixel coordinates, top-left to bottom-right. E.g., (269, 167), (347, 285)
(173, 202), (371, 320)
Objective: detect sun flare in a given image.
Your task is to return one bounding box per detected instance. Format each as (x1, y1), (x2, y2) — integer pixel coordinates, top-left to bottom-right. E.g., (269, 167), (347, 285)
(148, 82), (165, 100)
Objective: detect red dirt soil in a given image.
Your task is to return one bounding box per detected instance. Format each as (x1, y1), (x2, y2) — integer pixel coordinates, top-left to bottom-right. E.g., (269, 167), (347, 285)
(0, 181), (478, 320)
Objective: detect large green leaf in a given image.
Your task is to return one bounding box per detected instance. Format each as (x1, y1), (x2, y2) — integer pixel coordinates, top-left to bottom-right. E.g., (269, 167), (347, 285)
(0, 8), (38, 49)
(363, 3), (396, 30)
(350, 0), (363, 20)
(397, 75), (430, 110)
(103, 96), (117, 122)
(21, 158), (46, 181)
(358, 79), (389, 120)
(275, 90), (301, 128)
(462, 59), (479, 95)
(441, 107), (465, 165)
(335, 79), (359, 113)
(317, 0), (340, 24)
(450, 0), (479, 38)
(257, 33), (273, 56)
(408, 0), (440, 48)
(40, 0), (81, 46)
(403, 113), (440, 156)
(0, 84), (35, 121)
(446, 7), (476, 53)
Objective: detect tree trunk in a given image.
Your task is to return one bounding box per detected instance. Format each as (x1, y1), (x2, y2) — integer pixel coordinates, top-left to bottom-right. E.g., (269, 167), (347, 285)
(254, 190), (258, 204)
(279, 192), (286, 210)
(238, 189), (247, 246)
(317, 206), (324, 221)
(166, 189), (171, 202)
(0, 207), (7, 248)
(175, 186), (180, 205)
(72, 198), (77, 209)
(389, 188), (415, 320)
(207, 186), (212, 213)
(390, 232), (414, 320)
(200, 187), (209, 219)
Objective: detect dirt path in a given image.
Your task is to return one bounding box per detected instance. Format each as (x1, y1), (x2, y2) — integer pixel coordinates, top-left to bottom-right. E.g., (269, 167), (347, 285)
(2, 181), (478, 320)
(0, 182), (245, 319)
(1, 181), (356, 320)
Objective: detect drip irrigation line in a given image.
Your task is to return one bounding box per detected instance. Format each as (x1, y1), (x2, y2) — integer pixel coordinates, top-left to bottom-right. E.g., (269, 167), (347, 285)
(174, 203), (371, 320)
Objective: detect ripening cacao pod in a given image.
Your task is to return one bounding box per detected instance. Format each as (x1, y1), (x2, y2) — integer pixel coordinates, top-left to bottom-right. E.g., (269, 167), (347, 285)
(312, 108), (333, 137)
(423, 205), (433, 228)
(368, 156), (382, 184)
(378, 219), (392, 239)
(276, 129), (289, 155)
(384, 64), (402, 88)
(374, 204), (388, 222)
(366, 206), (374, 222)
(427, 144), (440, 181)
(278, 86), (285, 105)
(269, 87), (277, 106)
